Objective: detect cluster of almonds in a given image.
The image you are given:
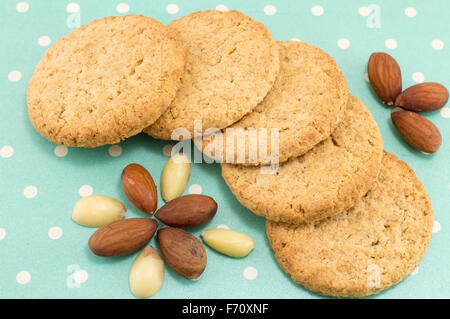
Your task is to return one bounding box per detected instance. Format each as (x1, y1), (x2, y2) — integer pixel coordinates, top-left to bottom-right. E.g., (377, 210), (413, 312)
(71, 155), (255, 298)
(368, 52), (448, 153)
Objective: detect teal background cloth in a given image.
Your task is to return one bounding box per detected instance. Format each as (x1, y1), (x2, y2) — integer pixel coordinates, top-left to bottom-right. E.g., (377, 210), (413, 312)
(0, 0), (449, 298)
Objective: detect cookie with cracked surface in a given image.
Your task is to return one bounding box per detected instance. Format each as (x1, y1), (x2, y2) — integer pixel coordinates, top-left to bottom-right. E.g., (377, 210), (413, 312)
(144, 10), (280, 140)
(199, 41), (348, 165)
(28, 15), (185, 147)
(221, 95), (383, 225)
(266, 151), (433, 297)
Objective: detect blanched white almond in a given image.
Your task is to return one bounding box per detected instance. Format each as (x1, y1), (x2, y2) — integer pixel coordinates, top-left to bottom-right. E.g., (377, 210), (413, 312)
(72, 195), (126, 227)
(201, 228), (255, 258)
(129, 246), (165, 298)
(161, 153), (191, 201)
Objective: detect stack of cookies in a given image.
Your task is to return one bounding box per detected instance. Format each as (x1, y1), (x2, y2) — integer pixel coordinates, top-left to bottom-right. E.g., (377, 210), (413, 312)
(27, 10), (433, 298)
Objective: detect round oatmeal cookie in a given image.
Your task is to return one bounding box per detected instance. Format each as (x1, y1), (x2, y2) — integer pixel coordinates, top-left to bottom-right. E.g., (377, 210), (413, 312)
(266, 151), (434, 298)
(200, 41), (348, 165)
(27, 15), (185, 147)
(144, 10), (280, 140)
(221, 95), (383, 224)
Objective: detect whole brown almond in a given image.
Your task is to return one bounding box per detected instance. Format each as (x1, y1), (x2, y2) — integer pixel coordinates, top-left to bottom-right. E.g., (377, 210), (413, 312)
(154, 194), (217, 228)
(391, 111), (442, 153)
(88, 218), (158, 257)
(122, 163), (157, 215)
(368, 52), (402, 105)
(395, 82), (449, 112)
(157, 227), (206, 280)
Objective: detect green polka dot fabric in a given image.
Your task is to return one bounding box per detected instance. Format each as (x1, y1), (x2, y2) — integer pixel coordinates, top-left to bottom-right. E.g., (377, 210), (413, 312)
(1, 0), (449, 298)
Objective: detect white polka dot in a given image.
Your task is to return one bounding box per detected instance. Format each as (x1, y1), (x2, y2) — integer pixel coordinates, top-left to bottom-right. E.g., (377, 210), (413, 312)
(66, 2), (80, 13)
(78, 185), (93, 197)
(166, 4), (179, 14)
(440, 107), (450, 118)
(405, 7), (417, 18)
(421, 151), (431, 155)
(48, 226), (63, 240)
(432, 221), (441, 233)
(0, 228), (5, 240)
(37, 36), (51, 47)
(216, 224), (229, 230)
(162, 144), (173, 156)
(358, 6), (371, 16)
(24, 186), (37, 199)
(54, 145), (68, 157)
(108, 145), (122, 157)
(188, 184), (202, 194)
(243, 266), (258, 280)
(410, 266), (419, 276)
(311, 6), (323, 16)
(412, 72), (425, 83)
(432, 39), (444, 50)
(290, 38), (301, 42)
(0, 145), (14, 158)
(264, 5), (277, 16)
(8, 70), (22, 82)
(116, 3), (129, 14)
(364, 73), (369, 82)
(74, 270), (88, 283)
(385, 39), (398, 49)
(337, 38), (350, 49)
(16, 271), (31, 284)
(16, 2), (29, 13)
(215, 4), (228, 12)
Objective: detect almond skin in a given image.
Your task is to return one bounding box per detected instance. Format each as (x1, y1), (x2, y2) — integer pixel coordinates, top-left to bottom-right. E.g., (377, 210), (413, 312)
(157, 227), (206, 280)
(88, 218), (158, 257)
(368, 52), (402, 105)
(395, 82), (449, 112)
(122, 163), (158, 215)
(154, 194), (217, 228)
(391, 111), (442, 153)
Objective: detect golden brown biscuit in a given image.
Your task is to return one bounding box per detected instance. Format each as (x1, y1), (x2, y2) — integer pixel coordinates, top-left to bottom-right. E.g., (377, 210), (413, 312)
(144, 10), (280, 140)
(199, 41), (348, 165)
(28, 15), (185, 147)
(266, 151), (434, 297)
(222, 95), (383, 224)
